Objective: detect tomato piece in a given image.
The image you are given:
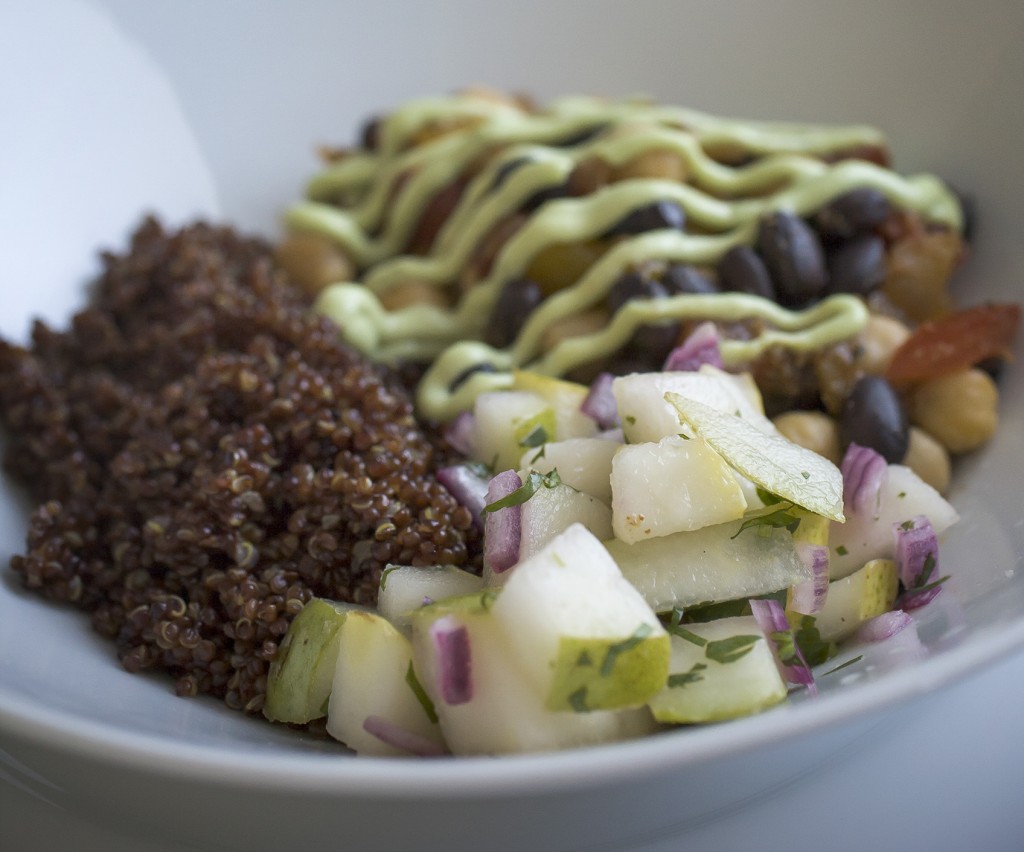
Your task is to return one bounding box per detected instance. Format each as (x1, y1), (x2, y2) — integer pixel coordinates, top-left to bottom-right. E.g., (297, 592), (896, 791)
(886, 303), (1021, 385)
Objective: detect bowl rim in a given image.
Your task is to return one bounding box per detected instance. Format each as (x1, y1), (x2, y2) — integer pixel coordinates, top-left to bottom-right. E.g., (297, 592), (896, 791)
(3, 616), (1023, 797)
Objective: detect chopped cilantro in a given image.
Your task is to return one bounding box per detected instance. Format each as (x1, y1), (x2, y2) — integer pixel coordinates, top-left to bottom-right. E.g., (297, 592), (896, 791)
(800, 471), (810, 480)
(822, 655), (863, 677)
(518, 424), (549, 448)
(791, 615), (836, 667)
(679, 599), (751, 622)
(601, 624), (653, 676)
(529, 445), (546, 464)
(405, 662), (439, 724)
(670, 626), (708, 647)
(625, 415), (637, 426)
(482, 469), (562, 513)
(576, 650), (593, 667)
(731, 503), (801, 539)
(836, 545), (849, 556)
(899, 519), (915, 531)
(756, 486), (784, 506)
(897, 491), (907, 498)
(379, 563), (400, 590)
(667, 662), (707, 688)
(704, 634), (760, 664)
(568, 686), (589, 713)
(465, 460), (493, 479)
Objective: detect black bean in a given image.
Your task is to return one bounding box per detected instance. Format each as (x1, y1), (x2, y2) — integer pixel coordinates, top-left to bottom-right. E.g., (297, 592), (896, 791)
(758, 211), (828, 306)
(717, 246), (776, 300)
(605, 270), (679, 363)
(827, 234), (886, 296)
(607, 201), (686, 237)
(490, 156), (531, 192)
(484, 278), (543, 348)
(663, 264), (718, 295)
(447, 363), (498, 394)
(554, 124), (606, 147)
(359, 115), (381, 150)
(839, 375), (909, 463)
(814, 188), (892, 240)
(606, 271), (668, 314)
(523, 182), (569, 212)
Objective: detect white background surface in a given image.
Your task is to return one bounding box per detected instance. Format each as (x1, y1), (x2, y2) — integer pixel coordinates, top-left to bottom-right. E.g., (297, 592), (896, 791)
(1, 2), (1022, 851)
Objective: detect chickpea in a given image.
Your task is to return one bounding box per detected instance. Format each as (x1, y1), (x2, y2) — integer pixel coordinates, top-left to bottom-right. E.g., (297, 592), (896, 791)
(903, 427), (952, 494)
(274, 231), (355, 298)
(855, 314), (911, 375)
(568, 157), (611, 196)
(540, 308), (610, 354)
(612, 149), (689, 183)
(378, 279), (451, 312)
(772, 410), (843, 465)
(909, 368), (999, 454)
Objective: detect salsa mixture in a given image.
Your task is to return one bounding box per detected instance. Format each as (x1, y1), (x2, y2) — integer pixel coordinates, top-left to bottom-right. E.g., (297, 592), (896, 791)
(1, 90), (1018, 754)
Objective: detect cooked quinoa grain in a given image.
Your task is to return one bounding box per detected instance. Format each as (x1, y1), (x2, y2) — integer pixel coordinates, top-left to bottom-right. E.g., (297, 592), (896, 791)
(0, 218), (481, 714)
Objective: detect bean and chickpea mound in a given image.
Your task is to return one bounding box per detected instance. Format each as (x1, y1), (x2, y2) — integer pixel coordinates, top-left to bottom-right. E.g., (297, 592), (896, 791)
(0, 219), (480, 714)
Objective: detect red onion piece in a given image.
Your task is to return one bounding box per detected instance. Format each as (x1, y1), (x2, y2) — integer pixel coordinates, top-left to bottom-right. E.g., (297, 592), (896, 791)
(852, 609), (913, 643)
(840, 442), (888, 517)
(580, 372), (619, 429)
(436, 464), (489, 530)
(789, 542), (829, 615)
(443, 411), (475, 456)
(430, 615), (473, 705)
(362, 715), (447, 757)
(749, 598), (817, 694)
(663, 321), (724, 372)
(483, 469), (522, 574)
(894, 515), (943, 610)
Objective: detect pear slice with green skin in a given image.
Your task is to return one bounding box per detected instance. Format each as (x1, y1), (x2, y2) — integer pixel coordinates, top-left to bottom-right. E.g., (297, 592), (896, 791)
(649, 616), (787, 724)
(410, 591), (657, 755)
(604, 517), (809, 613)
(326, 611), (445, 757)
(807, 558), (899, 642)
(666, 392), (845, 523)
(471, 389), (556, 470)
(489, 523), (670, 712)
(377, 564), (485, 634)
(263, 598), (367, 724)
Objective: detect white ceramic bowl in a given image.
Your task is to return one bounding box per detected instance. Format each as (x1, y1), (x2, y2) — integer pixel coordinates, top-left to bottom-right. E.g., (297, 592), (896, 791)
(1, 2), (1022, 850)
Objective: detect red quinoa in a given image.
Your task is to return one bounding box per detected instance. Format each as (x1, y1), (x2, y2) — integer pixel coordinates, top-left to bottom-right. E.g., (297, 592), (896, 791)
(0, 218), (481, 714)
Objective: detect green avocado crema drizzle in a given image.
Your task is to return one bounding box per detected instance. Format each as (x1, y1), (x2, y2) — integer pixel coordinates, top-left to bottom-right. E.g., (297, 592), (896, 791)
(295, 92), (963, 421)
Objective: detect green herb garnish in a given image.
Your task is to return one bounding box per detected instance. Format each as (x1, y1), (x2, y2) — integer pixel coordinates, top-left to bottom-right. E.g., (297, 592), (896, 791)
(518, 424), (549, 448)
(667, 663), (707, 688)
(379, 564), (400, 590)
(821, 655), (863, 677)
(405, 662), (439, 724)
(568, 687), (590, 713)
(730, 503), (801, 539)
(705, 634), (760, 664)
(600, 624), (653, 676)
(481, 469), (562, 513)
(836, 545), (848, 556)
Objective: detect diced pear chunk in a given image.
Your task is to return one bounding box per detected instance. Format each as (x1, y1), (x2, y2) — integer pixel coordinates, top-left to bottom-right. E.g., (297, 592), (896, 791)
(410, 593), (657, 755)
(471, 390), (555, 470)
(512, 370), (599, 440)
(810, 558), (900, 642)
(604, 518), (810, 613)
(612, 368), (768, 444)
(518, 478), (613, 564)
(519, 436), (619, 502)
(648, 616), (787, 723)
(327, 611), (444, 756)
(489, 524), (670, 711)
(829, 465), (959, 580)
(378, 564), (485, 633)
(610, 435), (747, 542)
